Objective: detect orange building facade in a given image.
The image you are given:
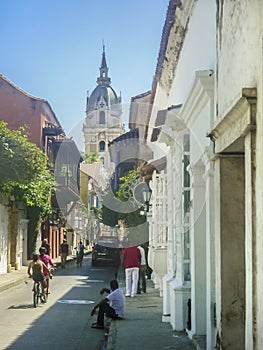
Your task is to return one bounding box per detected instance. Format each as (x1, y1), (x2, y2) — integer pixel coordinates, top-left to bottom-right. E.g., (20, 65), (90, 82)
(0, 74), (81, 266)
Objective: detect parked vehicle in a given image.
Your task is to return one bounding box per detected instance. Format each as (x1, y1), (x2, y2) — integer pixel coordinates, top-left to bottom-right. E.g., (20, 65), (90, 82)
(91, 236), (121, 266)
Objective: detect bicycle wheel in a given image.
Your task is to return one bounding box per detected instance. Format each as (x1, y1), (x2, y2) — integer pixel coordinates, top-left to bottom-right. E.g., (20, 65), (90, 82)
(41, 292), (46, 303)
(33, 284), (39, 308)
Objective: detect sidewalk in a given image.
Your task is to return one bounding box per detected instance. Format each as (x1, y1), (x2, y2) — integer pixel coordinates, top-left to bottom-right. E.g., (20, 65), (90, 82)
(0, 255), (75, 293)
(106, 276), (199, 350)
(0, 265), (29, 292)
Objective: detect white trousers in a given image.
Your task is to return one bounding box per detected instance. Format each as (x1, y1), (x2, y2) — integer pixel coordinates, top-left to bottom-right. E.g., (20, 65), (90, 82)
(125, 267), (139, 296)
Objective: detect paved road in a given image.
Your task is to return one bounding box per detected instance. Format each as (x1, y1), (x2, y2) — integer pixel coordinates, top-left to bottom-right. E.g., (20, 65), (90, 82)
(0, 256), (118, 350)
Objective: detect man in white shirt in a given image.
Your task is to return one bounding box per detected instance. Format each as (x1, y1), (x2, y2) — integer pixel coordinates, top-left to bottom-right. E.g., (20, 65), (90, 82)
(91, 280), (125, 329)
(137, 245), (147, 294)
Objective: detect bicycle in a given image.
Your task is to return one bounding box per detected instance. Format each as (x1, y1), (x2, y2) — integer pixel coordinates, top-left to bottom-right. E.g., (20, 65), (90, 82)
(49, 266), (55, 279)
(32, 280), (46, 308)
(45, 266), (55, 297)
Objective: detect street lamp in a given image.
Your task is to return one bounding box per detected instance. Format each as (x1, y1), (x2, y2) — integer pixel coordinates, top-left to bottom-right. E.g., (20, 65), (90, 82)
(142, 184), (152, 212)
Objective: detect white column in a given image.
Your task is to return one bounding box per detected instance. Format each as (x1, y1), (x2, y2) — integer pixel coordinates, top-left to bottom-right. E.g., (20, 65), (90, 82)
(163, 147), (176, 320)
(170, 132), (191, 331)
(202, 147), (216, 350)
(150, 171), (168, 296)
(188, 162), (206, 336)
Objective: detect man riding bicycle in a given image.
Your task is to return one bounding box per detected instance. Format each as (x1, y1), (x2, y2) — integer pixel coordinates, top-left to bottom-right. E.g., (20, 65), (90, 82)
(75, 240), (85, 266)
(27, 254), (48, 297)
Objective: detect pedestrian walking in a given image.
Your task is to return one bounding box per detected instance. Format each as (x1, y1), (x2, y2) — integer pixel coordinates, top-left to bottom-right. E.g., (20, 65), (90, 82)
(91, 279), (125, 329)
(60, 239), (69, 268)
(137, 245), (147, 294)
(121, 239), (141, 297)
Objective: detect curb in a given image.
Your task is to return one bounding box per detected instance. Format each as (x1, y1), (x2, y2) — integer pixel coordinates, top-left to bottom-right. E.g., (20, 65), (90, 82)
(0, 275), (29, 293)
(106, 320), (117, 350)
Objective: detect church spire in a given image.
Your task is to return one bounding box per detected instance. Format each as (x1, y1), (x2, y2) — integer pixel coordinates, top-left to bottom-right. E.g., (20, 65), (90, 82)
(97, 44), (111, 86)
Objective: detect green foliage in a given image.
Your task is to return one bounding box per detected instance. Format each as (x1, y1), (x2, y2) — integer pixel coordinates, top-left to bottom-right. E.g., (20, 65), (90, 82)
(101, 203), (118, 227)
(0, 121), (55, 217)
(118, 207), (146, 229)
(91, 206), (102, 221)
(0, 122), (46, 183)
(116, 169), (141, 201)
(116, 169), (146, 228)
(100, 168), (146, 229)
(81, 152), (101, 164)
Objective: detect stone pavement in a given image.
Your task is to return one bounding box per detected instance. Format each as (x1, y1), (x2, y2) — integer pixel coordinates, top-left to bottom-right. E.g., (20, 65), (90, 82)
(106, 274), (200, 350)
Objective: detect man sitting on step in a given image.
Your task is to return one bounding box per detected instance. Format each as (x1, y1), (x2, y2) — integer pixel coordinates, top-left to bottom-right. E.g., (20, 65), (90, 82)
(90, 279), (125, 329)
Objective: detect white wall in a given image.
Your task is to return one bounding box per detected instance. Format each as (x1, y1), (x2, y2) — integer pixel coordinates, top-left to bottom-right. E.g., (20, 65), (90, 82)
(164, 0), (216, 341)
(0, 194), (9, 274)
(217, 2), (263, 348)
(168, 0), (216, 107)
(217, 1), (262, 119)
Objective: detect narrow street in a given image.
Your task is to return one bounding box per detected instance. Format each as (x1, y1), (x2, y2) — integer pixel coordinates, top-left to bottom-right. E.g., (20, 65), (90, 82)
(0, 256), (117, 350)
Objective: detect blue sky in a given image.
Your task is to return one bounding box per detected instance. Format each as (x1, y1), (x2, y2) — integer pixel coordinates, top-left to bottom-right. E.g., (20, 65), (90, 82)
(0, 0), (167, 148)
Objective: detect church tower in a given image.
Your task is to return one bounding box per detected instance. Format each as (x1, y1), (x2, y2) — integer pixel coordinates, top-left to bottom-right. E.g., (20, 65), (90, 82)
(83, 46), (124, 170)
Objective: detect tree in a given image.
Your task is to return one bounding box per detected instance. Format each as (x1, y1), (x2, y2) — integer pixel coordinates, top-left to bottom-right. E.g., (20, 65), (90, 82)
(81, 151), (101, 164)
(101, 203), (119, 227)
(99, 168), (147, 245)
(0, 122), (56, 257)
(0, 122), (46, 183)
(116, 169), (146, 229)
(0, 121), (55, 216)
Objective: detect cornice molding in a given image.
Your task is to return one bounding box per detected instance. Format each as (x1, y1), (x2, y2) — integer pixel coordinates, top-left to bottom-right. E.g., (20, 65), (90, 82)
(209, 88), (257, 153)
(180, 70), (214, 126)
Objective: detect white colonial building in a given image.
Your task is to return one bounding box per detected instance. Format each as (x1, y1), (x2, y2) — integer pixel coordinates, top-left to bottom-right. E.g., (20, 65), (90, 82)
(146, 0), (216, 347)
(143, 0), (263, 349)
(144, 0), (263, 350)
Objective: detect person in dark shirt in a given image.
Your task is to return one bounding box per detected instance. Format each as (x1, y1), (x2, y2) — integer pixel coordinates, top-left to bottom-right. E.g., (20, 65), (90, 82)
(75, 240), (85, 266)
(60, 239), (69, 268)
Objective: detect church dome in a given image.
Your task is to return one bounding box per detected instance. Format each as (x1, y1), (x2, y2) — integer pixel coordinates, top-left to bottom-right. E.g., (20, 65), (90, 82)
(87, 85), (119, 112)
(86, 46), (121, 113)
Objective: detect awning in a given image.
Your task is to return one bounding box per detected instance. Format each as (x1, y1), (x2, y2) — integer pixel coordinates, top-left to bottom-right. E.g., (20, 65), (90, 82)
(141, 156), (166, 181)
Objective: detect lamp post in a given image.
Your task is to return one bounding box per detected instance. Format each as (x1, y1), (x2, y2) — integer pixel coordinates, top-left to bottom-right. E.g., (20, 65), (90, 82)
(142, 184), (152, 213)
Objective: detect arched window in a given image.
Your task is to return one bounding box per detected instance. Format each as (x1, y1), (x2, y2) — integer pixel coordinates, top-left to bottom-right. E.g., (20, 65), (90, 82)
(99, 140), (105, 151)
(99, 111), (105, 124)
